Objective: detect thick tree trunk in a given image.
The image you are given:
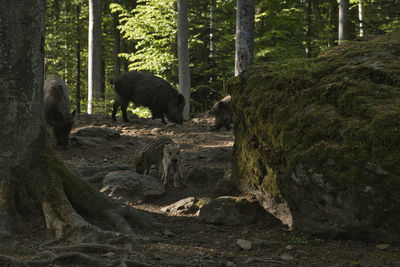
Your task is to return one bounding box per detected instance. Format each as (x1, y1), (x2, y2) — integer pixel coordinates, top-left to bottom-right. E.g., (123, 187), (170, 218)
(0, 0), (153, 258)
(235, 0), (254, 76)
(178, 0), (191, 121)
(338, 0), (350, 44)
(88, 0), (103, 114)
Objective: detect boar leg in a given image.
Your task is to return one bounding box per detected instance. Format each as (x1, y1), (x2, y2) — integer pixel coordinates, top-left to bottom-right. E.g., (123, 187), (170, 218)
(120, 100), (130, 123)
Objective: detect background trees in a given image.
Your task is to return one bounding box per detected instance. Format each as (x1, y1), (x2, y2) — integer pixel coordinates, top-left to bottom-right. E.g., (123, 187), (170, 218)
(44, 0), (400, 115)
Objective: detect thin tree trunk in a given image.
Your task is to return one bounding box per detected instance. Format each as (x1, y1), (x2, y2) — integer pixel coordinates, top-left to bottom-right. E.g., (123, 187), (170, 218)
(305, 0), (312, 58)
(358, 0), (364, 37)
(209, 0), (216, 83)
(210, 0), (216, 59)
(88, 0), (103, 114)
(235, 0), (254, 76)
(76, 4), (81, 114)
(178, 0), (191, 121)
(113, 1), (121, 77)
(338, 0), (350, 44)
(329, 0), (338, 47)
(312, 0), (323, 34)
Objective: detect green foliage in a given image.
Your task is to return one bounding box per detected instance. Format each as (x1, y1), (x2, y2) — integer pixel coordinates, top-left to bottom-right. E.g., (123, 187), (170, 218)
(110, 0), (177, 77)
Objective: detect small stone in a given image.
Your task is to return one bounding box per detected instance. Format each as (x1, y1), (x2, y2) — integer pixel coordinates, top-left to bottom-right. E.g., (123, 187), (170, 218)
(236, 239), (252, 250)
(104, 252), (115, 257)
(252, 239), (281, 249)
(279, 253), (294, 261)
(376, 243), (390, 250)
(150, 128), (162, 135)
(112, 144), (124, 151)
(226, 261), (236, 267)
(286, 245), (293, 250)
(163, 229), (175, 237)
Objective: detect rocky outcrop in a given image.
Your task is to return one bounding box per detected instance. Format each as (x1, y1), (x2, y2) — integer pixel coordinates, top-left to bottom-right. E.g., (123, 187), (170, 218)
(197, 196), (258, 226)
(228, 32), (400, 242)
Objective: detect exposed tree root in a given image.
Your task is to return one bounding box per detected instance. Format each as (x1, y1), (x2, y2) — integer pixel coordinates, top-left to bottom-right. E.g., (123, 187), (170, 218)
(0, 146), (157, 265)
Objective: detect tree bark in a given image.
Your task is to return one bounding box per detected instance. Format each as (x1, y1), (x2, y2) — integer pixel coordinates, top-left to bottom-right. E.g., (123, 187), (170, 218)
(113, 1), (121, 77)
(0, 0), (153, 255)
(305, 0), (313, 58)
(338, 0), (350, 44)
(88, 0), (103, 114)
(76, 4), (81, 114)
(178, 0), (191, 121)
(235, 0), (254, 76)
(329, 0), (338, 47)
(312, 0), (323, 34)
(358, 0), (364, 37)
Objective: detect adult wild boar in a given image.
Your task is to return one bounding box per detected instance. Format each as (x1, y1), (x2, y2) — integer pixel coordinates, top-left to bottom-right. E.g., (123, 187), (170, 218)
(44, 75), (75, 147)
(111, 71), (185, 124)
(209, 95), (233, 131)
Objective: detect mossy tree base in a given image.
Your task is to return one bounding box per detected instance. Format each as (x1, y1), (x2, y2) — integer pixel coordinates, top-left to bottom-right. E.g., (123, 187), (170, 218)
(0, 146), (155, 265)
(228, 31), (400, 242)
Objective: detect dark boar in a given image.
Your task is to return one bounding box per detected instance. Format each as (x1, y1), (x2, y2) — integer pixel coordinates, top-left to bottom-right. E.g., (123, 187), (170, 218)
(209, 95), (233, 131)
(44, 75), (75, 147)
(111, 71), (185, 124)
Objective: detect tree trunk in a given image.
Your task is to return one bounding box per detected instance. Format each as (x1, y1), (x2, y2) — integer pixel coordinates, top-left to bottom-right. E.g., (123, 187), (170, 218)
(305, 0), (313, 58)
(76, 4), (81, 114)
(338, 0), (350, 44)
(113, 1), (121, 77)
(235, 0), (254, 76)
(178, 0), (191, 121)
(210, 0), (216, 59)
(329, 0), (338, 47)
(0, 0), (153, 259)
(358, 0), (364, 37)
(88, 0), (103, 114)
(312, 0), (323, 34)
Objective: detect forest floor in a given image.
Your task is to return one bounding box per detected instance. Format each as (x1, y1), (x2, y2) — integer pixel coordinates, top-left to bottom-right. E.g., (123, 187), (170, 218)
(48, 114), (400, 266)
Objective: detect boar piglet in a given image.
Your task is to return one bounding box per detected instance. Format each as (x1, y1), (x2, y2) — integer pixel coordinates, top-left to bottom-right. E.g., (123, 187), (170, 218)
(134, 136), (174, 176)
(209, 95), (233, 131)
(111, 71), (185, 124)
(44, 75), (75, 147)
(162, 143), (183, 189)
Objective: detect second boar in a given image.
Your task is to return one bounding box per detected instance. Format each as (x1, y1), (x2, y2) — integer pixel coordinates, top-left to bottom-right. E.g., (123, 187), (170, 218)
(209, 95), (233, 131)
(111, 71), (185, 124)
(44, 75), (75, 147)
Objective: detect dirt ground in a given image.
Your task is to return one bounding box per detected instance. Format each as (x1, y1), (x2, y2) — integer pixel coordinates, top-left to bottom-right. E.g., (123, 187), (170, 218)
(48, 114), (400, 266)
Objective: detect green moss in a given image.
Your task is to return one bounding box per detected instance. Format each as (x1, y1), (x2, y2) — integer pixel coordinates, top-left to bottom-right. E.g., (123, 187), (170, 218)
(229, 31), (400, 235)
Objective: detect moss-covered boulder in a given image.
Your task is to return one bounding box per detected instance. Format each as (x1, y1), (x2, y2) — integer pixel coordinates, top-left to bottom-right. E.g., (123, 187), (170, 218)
(228, 31), (400, 242)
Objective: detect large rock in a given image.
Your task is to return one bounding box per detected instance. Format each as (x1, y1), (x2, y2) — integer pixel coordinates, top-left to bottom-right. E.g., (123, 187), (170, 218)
(197, 196), (258, 226)
(228, 32), (400, 242)
(101, 170), (165, 203)
(161, 197), (199, 215)
(74, 127), (120, 140)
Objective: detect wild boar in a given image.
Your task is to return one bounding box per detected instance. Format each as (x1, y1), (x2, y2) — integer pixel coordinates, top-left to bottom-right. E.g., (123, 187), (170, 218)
(134, 136), (174, 175)
(209, 95), (233, 131)
(44, 75), (75, 147)
(161, 143), (183, 189)
(111, 71), (185, 124)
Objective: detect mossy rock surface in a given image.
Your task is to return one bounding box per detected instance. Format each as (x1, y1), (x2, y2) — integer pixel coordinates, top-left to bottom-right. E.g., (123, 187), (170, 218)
(228, 31), (400, 242)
